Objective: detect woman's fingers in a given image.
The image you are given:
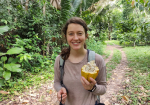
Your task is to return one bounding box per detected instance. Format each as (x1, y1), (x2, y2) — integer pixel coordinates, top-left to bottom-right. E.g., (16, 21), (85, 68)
(89, 77), (96, 84)
(81, 76), (90, 85)
(57, 87), (67, 103)
(81, 76), (96, 90)
(59, 94), (67, 104)
(61, 87), (67, 94)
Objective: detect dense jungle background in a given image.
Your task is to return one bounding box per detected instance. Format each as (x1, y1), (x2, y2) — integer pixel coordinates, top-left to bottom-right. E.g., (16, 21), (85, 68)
(0, 0), (150, 104)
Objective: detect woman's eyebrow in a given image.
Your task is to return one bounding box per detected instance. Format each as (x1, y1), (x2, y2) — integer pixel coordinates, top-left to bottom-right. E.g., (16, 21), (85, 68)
(67, 31), (83, 33)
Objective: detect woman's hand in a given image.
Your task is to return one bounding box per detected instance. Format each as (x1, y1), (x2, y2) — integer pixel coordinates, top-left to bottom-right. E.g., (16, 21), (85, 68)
(57, 87), (67, 104)
(81, 76), (97, 90)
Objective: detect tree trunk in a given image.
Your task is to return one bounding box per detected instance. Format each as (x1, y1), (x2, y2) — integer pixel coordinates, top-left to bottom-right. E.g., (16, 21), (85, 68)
(25, 0), (29, 12)
(47, 43), (50, 55)
(43, 36), (45, 57)
(43, 1), (46, 16)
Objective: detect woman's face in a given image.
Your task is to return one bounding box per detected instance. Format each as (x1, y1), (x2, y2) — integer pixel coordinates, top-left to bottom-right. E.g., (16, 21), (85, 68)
(66, 23), (87, 51)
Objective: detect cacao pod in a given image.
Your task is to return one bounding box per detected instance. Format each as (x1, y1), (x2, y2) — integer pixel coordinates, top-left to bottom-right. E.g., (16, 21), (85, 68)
(81, 60), (99, 82)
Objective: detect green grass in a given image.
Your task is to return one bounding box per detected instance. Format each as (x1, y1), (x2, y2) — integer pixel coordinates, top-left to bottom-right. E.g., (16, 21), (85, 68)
(103, 46), (111, 60)
(117, 46), (150, 104)
(105, 40), (120, 45)
(106, 49), (122, 79)
(124, 46), (150, 73)
(0, 67), (54, 102)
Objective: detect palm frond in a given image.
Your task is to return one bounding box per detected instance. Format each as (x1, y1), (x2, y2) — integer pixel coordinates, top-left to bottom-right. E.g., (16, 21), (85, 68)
(60, 0), (71, 23)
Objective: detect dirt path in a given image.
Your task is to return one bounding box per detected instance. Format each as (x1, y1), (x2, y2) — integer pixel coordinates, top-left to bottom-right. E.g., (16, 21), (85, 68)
(101, 45), (130, 105)
(0, 45), (129, 105)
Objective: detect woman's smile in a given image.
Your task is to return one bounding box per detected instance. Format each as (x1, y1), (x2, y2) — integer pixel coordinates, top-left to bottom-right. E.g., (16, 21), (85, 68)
(66, 23), (87, 51)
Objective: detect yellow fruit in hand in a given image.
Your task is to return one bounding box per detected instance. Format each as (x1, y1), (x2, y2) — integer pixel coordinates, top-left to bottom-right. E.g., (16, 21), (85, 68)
(81, 60), (99, 82)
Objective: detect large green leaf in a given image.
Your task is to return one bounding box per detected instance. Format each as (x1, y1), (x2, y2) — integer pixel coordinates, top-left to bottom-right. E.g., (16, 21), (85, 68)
(6, 47), (23, 55)
(0, 52), (6, 56)
(0, 67), (3, 77)
(3, 71), (11, 80)
(0, 67), (3, 71)
(1, 56), (7, 62)
(0, 79), (5, 87)
(8, 57), (19, 64)
(0, 70), (3, 77)
(0, 26), (9, 34)
(4, 63), (22, 72)
(8, 57), (14, 63)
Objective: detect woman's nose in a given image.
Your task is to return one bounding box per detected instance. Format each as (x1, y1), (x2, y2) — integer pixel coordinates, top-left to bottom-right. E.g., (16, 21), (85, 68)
(73, 34), (78, 40)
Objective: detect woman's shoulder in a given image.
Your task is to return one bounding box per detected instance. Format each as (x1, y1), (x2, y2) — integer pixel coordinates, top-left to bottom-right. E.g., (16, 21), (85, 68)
(95, 53), (105, 66)
(95, 53), (104, 60)
(55, 55), (61, 62)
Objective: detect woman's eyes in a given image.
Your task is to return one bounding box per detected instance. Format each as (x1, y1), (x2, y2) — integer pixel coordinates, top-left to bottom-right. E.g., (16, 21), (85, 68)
(68, 32), (83, 36)
(69, 33), (73, 35)
(78, 33), (82, 35)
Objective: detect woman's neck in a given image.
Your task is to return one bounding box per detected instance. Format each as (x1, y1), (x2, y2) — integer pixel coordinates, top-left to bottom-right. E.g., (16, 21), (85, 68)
(68, 49), (87, 63)
(70, 48), (87, 57)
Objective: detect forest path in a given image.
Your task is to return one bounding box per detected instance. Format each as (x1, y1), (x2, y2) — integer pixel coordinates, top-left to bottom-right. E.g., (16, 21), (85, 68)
(0, 45), (129, 105)
(101, 45), (130, 105)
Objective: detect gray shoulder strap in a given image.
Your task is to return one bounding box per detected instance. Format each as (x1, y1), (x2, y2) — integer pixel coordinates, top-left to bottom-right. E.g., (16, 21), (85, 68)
(60, 56), (64, 67)
(88, 50), (95, 62)
(88, 50), (100, 102)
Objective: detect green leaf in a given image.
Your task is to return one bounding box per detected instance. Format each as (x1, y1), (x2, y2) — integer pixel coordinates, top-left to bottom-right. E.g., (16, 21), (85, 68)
(6, 47), (23, 55)
(8, 57), (19, 64)
(3, 71), (11, 80)
(139, 5), (144, 11)
(0, 26), (9, 34)
(1, 56), (7, 62)
(0, 79), (5, 87)
(8, 57), (14, 63)
(0, 70), (3, 77)
(4, 63), (22, 72)
(135, 2), (138, 7)
(0, 67), (3, 71)
(0, 52), (6, 56)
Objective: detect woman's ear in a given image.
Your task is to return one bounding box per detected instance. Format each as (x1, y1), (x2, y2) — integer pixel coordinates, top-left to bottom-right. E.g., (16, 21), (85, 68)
(86, 33), (89, 39)
(87, 33), (89, 37)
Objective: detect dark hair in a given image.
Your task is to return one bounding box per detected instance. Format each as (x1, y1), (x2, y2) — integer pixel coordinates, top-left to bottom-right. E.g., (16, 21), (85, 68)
(60, 17), (88, 60)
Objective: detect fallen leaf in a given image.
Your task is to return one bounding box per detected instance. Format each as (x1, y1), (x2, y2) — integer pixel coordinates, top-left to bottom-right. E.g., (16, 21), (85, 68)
(134, 91), (138, 94)
(112, 96), (117, 101)
(147, 100), (150, 103)
(45, 97), (51, 101)
(104, 99), (110, 105)
(0, 90), (9, 94)
(30, 94), (36, 97)
(41, 76), (44, 79)
(122, 96), (129, 102)
(14, 91), (19, 95)
(140, 86), (145, 91)
(49, 89), (53, 94)
(126, 79), (130, 83)
(22, 100), (29, 104)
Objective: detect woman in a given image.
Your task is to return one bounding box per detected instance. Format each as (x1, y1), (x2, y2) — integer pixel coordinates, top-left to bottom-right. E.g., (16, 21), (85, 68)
(54, 17), (106, 105)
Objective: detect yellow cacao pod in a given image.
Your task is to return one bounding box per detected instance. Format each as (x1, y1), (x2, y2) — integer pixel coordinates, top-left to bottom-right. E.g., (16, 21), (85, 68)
(81, 60), (99, 82)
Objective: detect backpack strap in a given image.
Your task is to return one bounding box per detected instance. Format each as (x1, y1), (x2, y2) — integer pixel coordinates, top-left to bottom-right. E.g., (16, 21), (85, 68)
(59, 56), (68, 93)
(87, 49), (95, 62)
(87, 49), (100, 103)
(60, 56), (64, 86)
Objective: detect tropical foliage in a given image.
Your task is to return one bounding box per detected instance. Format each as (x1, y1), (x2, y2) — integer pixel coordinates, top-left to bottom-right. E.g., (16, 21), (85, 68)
(0, 0), (150, 103)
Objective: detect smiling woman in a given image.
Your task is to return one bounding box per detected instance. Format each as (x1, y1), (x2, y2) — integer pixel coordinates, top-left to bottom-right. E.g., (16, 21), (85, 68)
(53, 17), (106, 105)
(66, 23), (87, 52)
